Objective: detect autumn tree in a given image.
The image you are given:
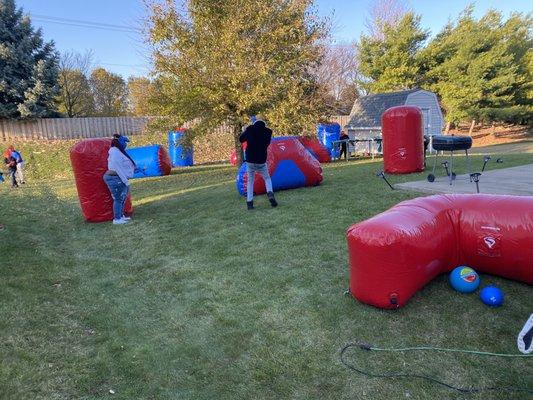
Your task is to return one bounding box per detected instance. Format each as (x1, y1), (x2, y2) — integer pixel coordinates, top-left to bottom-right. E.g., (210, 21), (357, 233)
(127, 76), (156, 116)
(147, 0), (330, 165)
(57, 50), (95, 117)
(89, 67), (129, 116)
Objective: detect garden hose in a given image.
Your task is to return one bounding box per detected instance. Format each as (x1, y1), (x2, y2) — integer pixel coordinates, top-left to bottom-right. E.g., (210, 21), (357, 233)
(340, 341), (533, 394)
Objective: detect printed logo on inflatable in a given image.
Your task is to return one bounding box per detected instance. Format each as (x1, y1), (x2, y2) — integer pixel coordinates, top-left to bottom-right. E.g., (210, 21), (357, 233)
(477, 233), (501, 257)
(484, 236), (496, 249)
(460, 267), (478, 283)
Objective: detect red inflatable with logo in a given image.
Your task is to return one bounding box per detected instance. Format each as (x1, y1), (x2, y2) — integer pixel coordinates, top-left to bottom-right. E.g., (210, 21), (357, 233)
(70, 138), (133, 222)
(347, 194), (533, 309)
(382, 106), (424, 174)
(236, 137), (322, 195)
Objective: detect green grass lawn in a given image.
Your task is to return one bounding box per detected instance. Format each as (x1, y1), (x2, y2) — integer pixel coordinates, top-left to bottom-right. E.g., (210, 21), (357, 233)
(1, 153), (532, 399)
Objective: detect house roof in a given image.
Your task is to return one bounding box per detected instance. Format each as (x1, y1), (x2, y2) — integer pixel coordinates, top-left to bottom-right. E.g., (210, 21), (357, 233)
(346, 88), (420, 128)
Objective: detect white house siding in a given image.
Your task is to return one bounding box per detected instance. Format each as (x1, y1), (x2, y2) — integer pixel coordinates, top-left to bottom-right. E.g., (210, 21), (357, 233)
(405, 90), (444, 136)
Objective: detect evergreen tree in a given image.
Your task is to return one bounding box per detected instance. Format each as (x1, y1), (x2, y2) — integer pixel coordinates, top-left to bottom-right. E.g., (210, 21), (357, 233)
(0, 0), (60, 119)
(148, 0), (329, 165)
(421, 8), (532, 124)
(357, 12), (428, 93)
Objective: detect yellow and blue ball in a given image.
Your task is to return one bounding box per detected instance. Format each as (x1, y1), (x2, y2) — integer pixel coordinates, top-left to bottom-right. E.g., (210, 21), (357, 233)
(449, 266), (480, 293)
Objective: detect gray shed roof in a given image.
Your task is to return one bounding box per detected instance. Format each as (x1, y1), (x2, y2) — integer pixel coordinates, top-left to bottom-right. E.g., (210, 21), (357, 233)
(347, 88), (420, 128)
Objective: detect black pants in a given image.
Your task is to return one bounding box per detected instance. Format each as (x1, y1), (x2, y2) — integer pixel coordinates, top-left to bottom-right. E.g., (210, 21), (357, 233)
(339, 143), (347, 160)
(8, 168), (17, 187)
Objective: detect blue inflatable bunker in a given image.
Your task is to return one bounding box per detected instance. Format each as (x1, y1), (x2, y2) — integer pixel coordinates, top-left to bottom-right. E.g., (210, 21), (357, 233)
(169, 129), (194, 167)
(236, 137), (323, 196)
(317, 123), (341, 158)
(126, 145), (172, 179)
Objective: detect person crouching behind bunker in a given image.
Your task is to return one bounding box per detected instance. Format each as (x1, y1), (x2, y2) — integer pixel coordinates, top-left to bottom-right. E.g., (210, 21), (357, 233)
(239, 119), (278, 210)
(103, 134), (137, 225)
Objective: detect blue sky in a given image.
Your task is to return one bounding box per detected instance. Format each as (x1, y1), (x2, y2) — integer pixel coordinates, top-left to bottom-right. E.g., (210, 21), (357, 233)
(17, 0), (532, 79)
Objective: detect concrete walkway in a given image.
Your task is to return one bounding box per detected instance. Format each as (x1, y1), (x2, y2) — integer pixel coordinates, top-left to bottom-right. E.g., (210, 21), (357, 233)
(395, 164), (533, 196)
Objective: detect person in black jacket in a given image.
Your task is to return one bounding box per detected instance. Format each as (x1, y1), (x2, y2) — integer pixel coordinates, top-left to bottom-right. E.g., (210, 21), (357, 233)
(339, 130), (350, 160)
(239, 120), (278, 210)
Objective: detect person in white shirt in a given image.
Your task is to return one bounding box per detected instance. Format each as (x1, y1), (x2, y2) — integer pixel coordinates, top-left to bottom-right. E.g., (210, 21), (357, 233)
(103, 134), (136, 225)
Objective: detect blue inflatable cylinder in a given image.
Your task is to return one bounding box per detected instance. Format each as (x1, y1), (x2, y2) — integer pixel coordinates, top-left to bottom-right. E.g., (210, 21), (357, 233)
(168, 130), (194, 167)
(126, 145), (171, 179)
(317, 123), (341, 158)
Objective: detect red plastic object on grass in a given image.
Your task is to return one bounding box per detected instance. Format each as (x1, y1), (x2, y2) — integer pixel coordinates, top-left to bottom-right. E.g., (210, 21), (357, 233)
(70, 138), (133, 222)
(347, 194), (533, 309)
(382, 106), (424, 174)
(297, 136), (331, 163)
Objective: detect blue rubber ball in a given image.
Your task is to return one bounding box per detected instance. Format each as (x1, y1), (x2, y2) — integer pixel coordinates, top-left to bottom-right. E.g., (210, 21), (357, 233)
(449, 266), (480, 293)
(480, 286), (504, 307)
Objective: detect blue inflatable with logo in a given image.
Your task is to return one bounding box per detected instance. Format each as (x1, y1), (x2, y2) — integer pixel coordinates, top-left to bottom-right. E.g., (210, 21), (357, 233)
(317, 123), (341, 159)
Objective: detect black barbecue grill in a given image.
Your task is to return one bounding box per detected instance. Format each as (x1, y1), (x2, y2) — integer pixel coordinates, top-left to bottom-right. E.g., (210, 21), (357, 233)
(427, 135), (473, 185)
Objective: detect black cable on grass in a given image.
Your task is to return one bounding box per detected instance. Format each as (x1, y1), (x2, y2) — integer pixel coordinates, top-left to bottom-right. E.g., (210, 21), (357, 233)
(340, 342), (533, 394)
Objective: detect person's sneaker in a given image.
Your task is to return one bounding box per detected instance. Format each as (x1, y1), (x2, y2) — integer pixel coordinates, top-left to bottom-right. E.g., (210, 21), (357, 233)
(121, 216), (132, 221)
(267, 192), (278, 207)
(113, 218), (129, 225)
(247, 201), (254, 210)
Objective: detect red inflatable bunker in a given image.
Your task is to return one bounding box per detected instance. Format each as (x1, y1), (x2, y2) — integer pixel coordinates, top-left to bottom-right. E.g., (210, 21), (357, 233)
(70, 138), (133, 222)
(297, 136), (331, 163)
(236, 137), (322, 195)
(382, 106), (424, 174)
(347, 194), (533, 309)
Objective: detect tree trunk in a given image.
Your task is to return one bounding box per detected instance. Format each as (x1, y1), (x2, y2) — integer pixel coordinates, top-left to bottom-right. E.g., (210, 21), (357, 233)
(468, 120), (476, 136)
(444, 122), (451, 134)
(233, 123), (244, 167)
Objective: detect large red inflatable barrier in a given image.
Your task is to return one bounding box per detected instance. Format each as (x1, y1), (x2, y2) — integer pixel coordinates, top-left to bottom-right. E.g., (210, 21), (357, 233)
(236, 137), (322, 195)
(382, 106), (424, 174)
(297, 136), (331, 163)
(347, 194), (533, 309)
(70, 138), (133, 222)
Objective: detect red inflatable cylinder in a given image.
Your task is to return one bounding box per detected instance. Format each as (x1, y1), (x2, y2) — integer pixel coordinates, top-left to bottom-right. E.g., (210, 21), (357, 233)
(382, 106), (424, 174)
(70, 138), (133, 222)
(347, 194), (533, 309)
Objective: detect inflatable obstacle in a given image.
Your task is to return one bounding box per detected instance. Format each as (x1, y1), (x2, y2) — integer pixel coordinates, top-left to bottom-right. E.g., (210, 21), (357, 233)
(382, 106), (424, 174)
(297, 136), (331, 163)
(346, 194), (533, 309)
(317, 123), (341, 159)
(126, 145), (172, 179)
(236, 137), (322, 196)
(168, 129), (194, 167)
(70, 138), (133, 222)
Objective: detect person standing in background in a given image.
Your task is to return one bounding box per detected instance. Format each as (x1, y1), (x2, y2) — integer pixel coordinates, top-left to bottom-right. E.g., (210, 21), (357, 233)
(3, 149), (18, 188)
(339, 130), (350, 160)
(8, 145), (25, 184)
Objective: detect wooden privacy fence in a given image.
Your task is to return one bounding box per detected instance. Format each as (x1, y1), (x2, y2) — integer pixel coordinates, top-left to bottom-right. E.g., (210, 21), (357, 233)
(0, 117), (150, 141)
(0, 115), (352, 142)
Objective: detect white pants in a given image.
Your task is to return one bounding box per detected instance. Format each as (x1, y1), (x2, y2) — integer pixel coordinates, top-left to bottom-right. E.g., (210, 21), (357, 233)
(16, 161), (25, 183)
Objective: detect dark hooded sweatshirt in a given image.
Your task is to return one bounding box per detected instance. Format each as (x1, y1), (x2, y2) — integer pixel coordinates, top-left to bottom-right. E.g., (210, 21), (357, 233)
(239, 121), (272, 164)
